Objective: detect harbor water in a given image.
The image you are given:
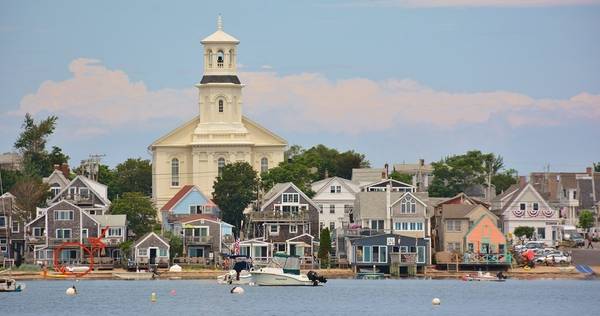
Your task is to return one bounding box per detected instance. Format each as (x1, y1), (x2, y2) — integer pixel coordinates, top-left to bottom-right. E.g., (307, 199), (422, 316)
(2, 279), (599, 316)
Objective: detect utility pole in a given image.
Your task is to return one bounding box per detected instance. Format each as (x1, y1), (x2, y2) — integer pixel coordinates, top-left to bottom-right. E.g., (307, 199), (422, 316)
(81, 154), (105, 181)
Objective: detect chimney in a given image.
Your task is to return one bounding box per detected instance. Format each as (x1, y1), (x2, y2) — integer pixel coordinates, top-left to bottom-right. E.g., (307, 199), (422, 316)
(384, 163), (389, 178)
(53, 164), (60, 170)
(587, 167), (592, 176)
(419, 159), (425, 167)
(324, 169), (329, 179)
(60, 163), (70, 178)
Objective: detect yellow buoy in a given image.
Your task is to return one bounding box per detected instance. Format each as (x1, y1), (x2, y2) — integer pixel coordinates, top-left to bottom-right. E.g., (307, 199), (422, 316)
(432, 298), (441, 305)
(151, 292), (157, 302)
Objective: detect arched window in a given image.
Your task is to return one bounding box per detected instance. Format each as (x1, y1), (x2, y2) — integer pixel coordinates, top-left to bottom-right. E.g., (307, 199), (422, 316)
(171, 158), (180, 186)
(261, 157), (268, 173)
(207, 50), (213, 68)
(218, 158), (225, 177)
(400, 196), (416, 214)
(229, 49), (234, 67)
(218, 99), (224, 113)
(217, 50), (224, 68)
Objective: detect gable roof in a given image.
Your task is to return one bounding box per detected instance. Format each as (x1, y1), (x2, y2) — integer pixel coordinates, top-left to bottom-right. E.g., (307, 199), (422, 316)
(91, 214), (126, 227)
(134, 232), (170, 248)
(437, 192), (490, 208)
(49, 175), (111, 206)
(440, 204), (478, 219)
(177, 213), (227, 225)
(492, 184), (521, 203)
(501, 183), (553, 214)
(390, 192), (428, 208)
(43, 169), (70, 187)
(160, 185), (217, 212)
(464, 214), (505, 240)
(260, 182), (320, 212)
(351, 168), (385, 184)
(362, 178), (416, 190)
(311, 176), (359, 196)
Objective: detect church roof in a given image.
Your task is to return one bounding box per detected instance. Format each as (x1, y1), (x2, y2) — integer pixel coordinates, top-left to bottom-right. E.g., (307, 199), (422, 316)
(201, 15), (239, 44)
(200, 75), (241, 84)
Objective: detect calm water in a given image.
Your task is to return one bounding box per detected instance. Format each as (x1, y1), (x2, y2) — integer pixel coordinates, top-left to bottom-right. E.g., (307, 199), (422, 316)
(1, 279), (599, 316)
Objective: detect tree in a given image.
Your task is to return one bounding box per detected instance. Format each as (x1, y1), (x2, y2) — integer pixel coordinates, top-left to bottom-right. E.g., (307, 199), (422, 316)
(513, 226), (535, 239)
(10, 177), (49, 222)
(213, 162), (259, 235)
(492, 169), (518, 194)
(578, 210), (594, 231)
(110, 192), (158, 237)
(111, 158), (152, 199)
(389, 171), (412, 184)
(0, 169), (23, 194)
(594, 163), (600, 172)
(318, 228), (332, 268)
(164, 231), (183, 260)
(428, 150), (510, 198)
(261, 162), (315, 197)
(293, 144), (370, 180)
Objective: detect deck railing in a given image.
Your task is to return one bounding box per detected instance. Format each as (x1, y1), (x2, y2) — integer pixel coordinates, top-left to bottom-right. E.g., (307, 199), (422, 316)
(463, 253), (512, 264)
(248, 210), (310, 221)
(184, 235), (214, 244)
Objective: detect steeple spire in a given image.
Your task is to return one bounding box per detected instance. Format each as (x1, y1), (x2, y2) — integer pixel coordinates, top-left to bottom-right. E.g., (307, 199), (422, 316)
(217, 14), (223, 31)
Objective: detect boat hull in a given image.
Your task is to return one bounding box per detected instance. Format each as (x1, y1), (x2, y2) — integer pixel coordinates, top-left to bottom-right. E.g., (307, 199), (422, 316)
(113, 272), (156, 280)
(251, 270), (314, 286)
(217, 271), (253, 285)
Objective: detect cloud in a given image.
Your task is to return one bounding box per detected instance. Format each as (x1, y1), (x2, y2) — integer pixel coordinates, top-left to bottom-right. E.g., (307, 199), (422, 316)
(260, 65), (273, 70)
(240, 71), (600, 133)
(344, 0), (600, 7)
(18, 58), (196, 132)
(16, 58), (600, 137)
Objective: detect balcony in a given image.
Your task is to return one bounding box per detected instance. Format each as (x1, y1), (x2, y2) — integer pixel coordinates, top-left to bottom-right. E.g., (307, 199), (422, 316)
(222, 234), (235, 244)
(101, 238), (123, 247)
(463, 253), (512, 265)
(26, 236), (47, 244)
(184, 235), (214, 245)
(49, 238), (80, 246)
(391, 253), (417, 264)
(248, 210), (310, 222)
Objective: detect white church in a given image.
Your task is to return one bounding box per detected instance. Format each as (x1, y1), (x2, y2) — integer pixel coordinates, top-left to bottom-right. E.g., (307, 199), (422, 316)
(150, 16), (287, 210)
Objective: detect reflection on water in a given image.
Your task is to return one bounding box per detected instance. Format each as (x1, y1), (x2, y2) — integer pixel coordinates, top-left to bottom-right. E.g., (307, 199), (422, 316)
(2, 279), (599, 316)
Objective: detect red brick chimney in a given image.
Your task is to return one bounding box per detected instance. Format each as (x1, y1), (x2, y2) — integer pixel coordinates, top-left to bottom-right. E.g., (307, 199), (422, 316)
(60, 163), (70, 178)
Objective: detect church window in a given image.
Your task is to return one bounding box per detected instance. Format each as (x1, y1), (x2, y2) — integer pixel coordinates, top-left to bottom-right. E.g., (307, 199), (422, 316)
(261, 157), (268, 173)
(171, 158), (179, 187)
(207, 50), (213, 68)
(218, 158), (225, 177)
(229, 49), (234, 67)
(217, 50), (224, 68)
(218, 99), (224, 113)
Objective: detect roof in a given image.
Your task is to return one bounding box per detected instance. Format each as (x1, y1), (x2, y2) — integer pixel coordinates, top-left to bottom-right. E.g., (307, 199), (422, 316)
(200, 75), (241, 84)
(311, 176), (360, 196)
(43, 169), (70, 187)
(134, 232), (170, 248)
(161, 185), (194, 211)
(201, 16), (239, 43)
(260, 182), (320, 212)
(50, 175), (111, 206)
(441, 204), (478, 219)
(175, 213), (221, 224)
(393, 162), (433, 174)
(351, 168), (385, 184)
(492, 184), (521, 203)
(91, 214), (126, 227)
(500, 183), (553, 214)
(263, 183), (290, 202)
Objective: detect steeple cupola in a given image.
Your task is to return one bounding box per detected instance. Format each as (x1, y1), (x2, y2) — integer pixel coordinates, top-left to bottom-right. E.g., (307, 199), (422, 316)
(201, 15), (240, 76)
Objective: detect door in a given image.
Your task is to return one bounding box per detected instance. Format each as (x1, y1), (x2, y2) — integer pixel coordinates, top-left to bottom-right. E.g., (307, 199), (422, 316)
(289, 244), (297, 256)
(149, 248), (157, 264)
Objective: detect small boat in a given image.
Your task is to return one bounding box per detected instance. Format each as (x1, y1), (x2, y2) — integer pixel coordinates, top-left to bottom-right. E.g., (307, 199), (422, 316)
(356, 272), (385, 280)
(0, 278), (25, 292)
(66, 265), (91, 273)
(217, 255), (254, 285)
(113, 271), (157, 280)
(251, 252), (326, 286)
(462, 271), (507, 282)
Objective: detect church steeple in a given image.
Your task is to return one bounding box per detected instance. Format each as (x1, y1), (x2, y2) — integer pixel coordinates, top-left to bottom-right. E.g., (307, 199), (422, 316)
(201, 15), (240, 76)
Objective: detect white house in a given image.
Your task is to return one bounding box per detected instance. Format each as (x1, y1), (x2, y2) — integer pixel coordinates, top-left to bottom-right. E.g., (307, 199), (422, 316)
(311, 177), (360, 232)
(498, 183), (560, 245)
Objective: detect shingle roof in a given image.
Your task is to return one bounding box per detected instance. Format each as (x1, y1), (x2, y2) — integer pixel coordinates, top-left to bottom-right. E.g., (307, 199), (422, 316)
(160, 185), (195, 211)
(441, 204), (478, 219)
(351, 168), (385, 184)
(393, 163), (433, 174)
(91, 214), (126, 227)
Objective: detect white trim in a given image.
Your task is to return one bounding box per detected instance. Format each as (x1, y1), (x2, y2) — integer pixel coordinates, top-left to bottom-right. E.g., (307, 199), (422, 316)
(134, 232), (170, 248)
(390, 192), (427, 208)
(260, 182), (321, 212)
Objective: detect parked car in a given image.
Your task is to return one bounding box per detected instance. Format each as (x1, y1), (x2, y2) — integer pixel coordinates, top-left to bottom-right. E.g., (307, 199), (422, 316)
(516, 241), (546, 253)
(535, 252), (571, 264)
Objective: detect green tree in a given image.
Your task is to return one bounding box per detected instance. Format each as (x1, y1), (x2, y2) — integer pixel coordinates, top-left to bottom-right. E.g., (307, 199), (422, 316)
(213, 162), (259, 235)
(428, 150), (508, 198)
(492, 169), (518, 194)
(261, 162), (315, 197)
(513, 226), (535, 239)
(318, 228), (332, 268)
(9, 176), (49, 222)
(164, 231), (183, 260)
(293, 144), (370, 180)
(110, 192), (158, 237)
(111, 158), (152, 200)
(594, 163), (600, 172)
(389, 171), (412, 184)
(578, 210), (594, 231)
(0, 169), (23, 194)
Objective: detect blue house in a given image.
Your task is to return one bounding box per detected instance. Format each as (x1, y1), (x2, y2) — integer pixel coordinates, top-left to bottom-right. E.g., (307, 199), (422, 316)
(160, 185), (221, 230)
(347, 233), (430, 275)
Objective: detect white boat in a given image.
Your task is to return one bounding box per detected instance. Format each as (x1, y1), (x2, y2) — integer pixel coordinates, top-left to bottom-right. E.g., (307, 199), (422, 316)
(0, 278), (25, 292)
(462, 271), (507, 282)
(217, 255), (254, 285)
(113, 272), (156, 280)
(66, 265), (90, 273)
(251, 253), (326, 286)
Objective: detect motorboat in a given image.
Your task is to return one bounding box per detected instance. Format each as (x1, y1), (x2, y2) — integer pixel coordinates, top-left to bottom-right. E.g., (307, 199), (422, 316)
(217, 255), (254, 285)
(0, 278), (25, 292)
(113, 271), (157, 280)
(462, 271), (507, 282)
(251, 252), (326, 286)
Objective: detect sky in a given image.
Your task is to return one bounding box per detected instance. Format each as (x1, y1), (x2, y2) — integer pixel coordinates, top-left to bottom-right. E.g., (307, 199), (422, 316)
(1, 0), (599, 175)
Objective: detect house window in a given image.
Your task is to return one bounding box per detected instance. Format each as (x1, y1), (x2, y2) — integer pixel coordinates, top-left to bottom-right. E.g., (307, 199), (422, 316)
(533, 203), (539, 211)
(409, 222), (416, 230)
(416, 246), (425, 263)
(12, 221), (19, 233)
(356, 246), (363, 262)
(50, 184), (61, 198)
(138, 248), (148, 256)
(370, 220), (384, 230)
(69, 187), (76, 196)
(330, 185), (341, 193)
(282, 193), (299, 203)
(79, 188), (90, 199)
(282, 205), (299, 213)
(446, 242), (461, 252)
(499, 244), (505, 254)
(82, 228), (88, 239)
(0, 237), (6, 245)
(160, 248), (168, 257)
(261, 157), (268, 173)
(33, 227), (44, 237)
(416, 222), (423, 231)
(329, 205), (335, 214)
(56, 229), (72, 239)
(319, 222), (324, 231)
(446, 220), (461, 232)
(218, 158), (225, 177)
(537, 227), (546, 239)
(189, 205), (204, 214)
(329, 222), (335, 231)
(400, 196), (416, 214)
(171, 158), (180, 186)
(218, 99), (224, 113)
(468, 243), (474, 252)
(319, 205), (323, 214)
(519, 203), (526, 211)
(108, 228), (122, 237)
(0, 216), (6, 227)
(270, 225), (279, 234)
(363, 246), (372, 262)
(344, 205), (352, 214)
(573, 191), (577, 199)
(54, 210), (74, 221)
(289, 225), (297, 233)
(402, 222), (409, 230)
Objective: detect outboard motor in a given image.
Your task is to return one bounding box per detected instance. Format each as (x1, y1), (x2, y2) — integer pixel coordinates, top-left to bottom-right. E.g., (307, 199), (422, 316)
(307, 270), (328, 286)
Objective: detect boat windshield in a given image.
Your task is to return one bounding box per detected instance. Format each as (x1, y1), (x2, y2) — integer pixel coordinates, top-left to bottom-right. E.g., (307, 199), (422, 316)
(271, 252), (301, 274)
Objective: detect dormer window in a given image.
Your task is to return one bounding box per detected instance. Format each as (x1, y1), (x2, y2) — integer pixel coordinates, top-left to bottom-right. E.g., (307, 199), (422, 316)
(218, 99), (224, 113)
